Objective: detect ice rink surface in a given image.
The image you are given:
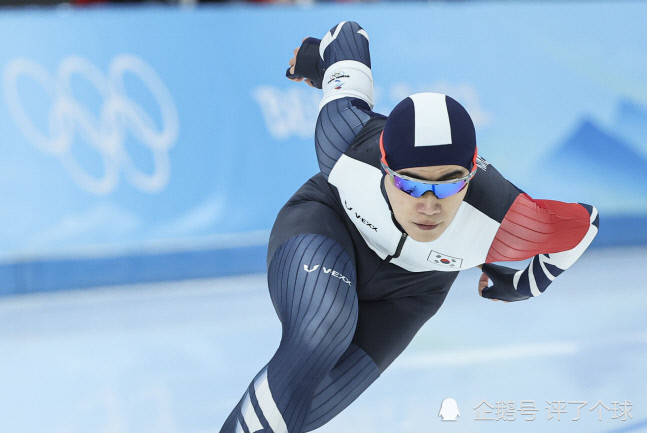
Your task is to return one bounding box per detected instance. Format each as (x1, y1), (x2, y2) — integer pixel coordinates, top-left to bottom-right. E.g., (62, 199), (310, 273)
(1, 246), (646, 433)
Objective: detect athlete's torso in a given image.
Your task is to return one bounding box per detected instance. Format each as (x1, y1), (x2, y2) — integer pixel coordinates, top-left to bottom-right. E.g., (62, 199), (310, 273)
(326, 117), (521, 272)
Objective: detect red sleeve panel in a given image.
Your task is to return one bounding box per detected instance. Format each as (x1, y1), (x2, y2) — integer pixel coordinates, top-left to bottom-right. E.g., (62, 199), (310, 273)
(485, 193), (591, 263)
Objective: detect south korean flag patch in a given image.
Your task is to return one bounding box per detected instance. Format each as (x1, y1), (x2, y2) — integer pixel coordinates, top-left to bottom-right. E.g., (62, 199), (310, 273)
(428, 251), (463, 268)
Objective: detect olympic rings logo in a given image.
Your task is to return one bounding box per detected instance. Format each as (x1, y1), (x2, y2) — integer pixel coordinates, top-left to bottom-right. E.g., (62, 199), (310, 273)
(3, 55), (179, 195)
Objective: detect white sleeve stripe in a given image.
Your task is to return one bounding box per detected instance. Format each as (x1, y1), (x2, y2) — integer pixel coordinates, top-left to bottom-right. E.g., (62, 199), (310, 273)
(590, 207), (598, 226)
(241, 390), (264, 433)
(357, 29), (369, 41)
(512, 269), (523, 290)
(253, 369), (288, 433)
(542, 205), (598, 271)
(319, 21), (347, 60)
(545, 223), (598, 270)
(539, 254), (556, 281)
(528, 257), (542, 297)
(590, 206), (599, 224)
(235, 420), (245, 433)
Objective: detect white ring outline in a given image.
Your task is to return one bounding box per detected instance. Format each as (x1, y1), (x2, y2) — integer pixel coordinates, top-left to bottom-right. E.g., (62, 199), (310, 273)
(3, 54), (179, 195)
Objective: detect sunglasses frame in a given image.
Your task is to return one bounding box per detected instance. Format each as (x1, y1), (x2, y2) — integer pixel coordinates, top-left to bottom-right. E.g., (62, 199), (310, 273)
(381, 161), (476, 199)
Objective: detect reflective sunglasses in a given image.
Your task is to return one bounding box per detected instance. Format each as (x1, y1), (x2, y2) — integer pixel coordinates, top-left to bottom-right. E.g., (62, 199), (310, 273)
(379, 133), (478, 199)
(381, 161), (476, 198)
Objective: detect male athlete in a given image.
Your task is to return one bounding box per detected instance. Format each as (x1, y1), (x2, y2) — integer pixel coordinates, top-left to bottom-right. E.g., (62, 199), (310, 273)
(219, 21), (599, 433)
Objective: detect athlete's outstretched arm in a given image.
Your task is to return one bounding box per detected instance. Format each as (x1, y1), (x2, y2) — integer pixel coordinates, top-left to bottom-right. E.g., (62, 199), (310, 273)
(479, 196), (600, 302)
(287, 21), (379, 178)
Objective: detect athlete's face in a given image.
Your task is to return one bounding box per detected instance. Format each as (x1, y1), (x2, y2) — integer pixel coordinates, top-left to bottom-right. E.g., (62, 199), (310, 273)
(384, 165), (469, 242)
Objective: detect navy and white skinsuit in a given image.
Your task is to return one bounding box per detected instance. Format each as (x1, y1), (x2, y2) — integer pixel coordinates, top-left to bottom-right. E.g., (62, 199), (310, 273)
(219, 21), (599, 433)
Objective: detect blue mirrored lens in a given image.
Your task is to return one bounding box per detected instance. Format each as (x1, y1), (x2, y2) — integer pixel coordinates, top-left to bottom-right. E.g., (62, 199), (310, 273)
(392, 176), (467, 199)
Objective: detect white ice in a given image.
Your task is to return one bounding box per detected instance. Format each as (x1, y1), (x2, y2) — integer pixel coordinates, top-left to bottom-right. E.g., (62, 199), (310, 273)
(1, 246), (646, 433)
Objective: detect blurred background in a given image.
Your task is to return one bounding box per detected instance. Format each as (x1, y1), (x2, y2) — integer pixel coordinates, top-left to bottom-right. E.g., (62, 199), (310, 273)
(0, 1), (645, 432)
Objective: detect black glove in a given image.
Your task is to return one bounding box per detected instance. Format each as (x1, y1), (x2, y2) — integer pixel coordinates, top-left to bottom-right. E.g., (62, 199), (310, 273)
(480, 263), (531, 302)
(285, 37), (324, 89)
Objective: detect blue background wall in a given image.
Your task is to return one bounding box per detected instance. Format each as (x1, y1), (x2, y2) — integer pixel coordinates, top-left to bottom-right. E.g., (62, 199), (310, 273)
(1, 2), (646, 294)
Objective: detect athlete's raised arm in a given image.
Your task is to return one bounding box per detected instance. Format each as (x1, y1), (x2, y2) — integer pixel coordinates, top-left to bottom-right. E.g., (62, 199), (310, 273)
(286, 21), (379, 178)
(478, 194), (599, 302)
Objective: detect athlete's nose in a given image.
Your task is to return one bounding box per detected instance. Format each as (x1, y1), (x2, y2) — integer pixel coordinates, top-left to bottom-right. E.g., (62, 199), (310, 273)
(417, 191), (441, 215)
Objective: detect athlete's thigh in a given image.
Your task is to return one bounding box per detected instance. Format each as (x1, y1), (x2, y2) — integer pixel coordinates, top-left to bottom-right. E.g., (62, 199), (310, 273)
(352, 271), (458, 372)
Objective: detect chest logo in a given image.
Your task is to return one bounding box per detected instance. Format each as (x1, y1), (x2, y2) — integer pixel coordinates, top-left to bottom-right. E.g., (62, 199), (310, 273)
(344, 200), (378, 232)
(428, 251), (463, 268)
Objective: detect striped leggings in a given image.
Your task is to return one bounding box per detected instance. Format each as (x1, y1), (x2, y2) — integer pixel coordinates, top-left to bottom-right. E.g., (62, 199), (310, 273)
(219, 234), (379, 433)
